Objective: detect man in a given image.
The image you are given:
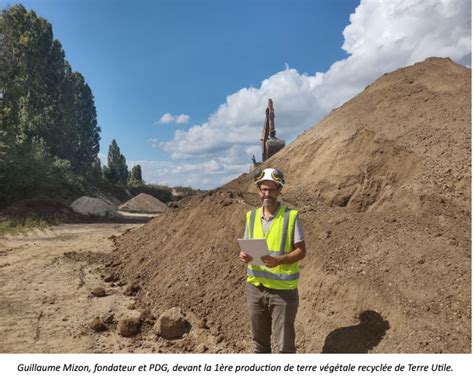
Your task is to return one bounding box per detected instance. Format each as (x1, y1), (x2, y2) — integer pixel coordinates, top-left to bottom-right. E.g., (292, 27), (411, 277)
(239, 168), (306, 353)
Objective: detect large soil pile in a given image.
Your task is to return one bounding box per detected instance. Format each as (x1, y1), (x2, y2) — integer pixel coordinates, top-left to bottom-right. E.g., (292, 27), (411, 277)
(112, 58), (471, 353)
(119, 193), (167, 213)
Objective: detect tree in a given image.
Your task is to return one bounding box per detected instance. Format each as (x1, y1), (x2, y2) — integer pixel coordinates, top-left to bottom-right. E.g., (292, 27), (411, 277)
(0, 5), (101, 167)
(104, 139), (128, 185)
(1, 5), (59, 145)
(90, 156), (102, 181)
(0, 130), (7, 195)
(61, 70), (100, 173)
(128, 164), (144, 186)
(0, 137), (76, 201)
(0, 5), (103, 200)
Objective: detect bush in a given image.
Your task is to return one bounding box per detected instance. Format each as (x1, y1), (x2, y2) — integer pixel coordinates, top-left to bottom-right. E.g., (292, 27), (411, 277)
(0, 138), (87, 202)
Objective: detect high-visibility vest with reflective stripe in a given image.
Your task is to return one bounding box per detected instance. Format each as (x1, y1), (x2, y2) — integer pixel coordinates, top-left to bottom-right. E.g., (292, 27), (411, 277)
(246, 205), (299, 290)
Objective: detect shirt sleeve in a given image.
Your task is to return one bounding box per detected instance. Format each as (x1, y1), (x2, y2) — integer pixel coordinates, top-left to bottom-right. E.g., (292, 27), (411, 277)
(243, 219), (248, 240)
(293, 215), (304, 244)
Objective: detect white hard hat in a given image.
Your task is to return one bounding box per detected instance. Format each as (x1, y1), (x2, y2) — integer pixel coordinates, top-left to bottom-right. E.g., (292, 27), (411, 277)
(254, 168), (285, 187)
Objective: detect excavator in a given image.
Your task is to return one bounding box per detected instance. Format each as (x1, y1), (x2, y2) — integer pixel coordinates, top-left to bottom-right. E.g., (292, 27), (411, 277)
(252, 99), (285, 169)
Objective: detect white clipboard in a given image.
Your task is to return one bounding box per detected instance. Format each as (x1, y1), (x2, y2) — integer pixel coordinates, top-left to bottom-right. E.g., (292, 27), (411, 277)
(238, 238), (269, 266)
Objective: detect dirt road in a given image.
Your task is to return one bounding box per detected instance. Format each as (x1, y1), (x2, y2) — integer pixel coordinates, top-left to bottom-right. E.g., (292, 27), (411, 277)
(0, 222), (153, 353)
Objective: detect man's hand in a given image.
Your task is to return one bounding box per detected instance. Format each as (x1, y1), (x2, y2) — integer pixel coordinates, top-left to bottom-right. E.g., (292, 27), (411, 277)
(261, 242), (306, 268)
(239, 251), (253, 264)
(261, 255), (281, 268)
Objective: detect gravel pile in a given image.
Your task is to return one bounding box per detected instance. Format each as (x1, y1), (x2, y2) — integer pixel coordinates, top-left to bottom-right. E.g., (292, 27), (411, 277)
(70, 196), (115, 217)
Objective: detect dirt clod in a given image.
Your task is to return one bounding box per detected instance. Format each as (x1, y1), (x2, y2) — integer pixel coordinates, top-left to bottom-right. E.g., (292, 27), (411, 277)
(103, 313), (115, 324)
(195, 343), (208, 353)
(198, 318), (209, 329)
(89, 317), (108, 332)
(124, 283), (141, 296)
(139, 309), (156, 324)
(154, 307), (190, 340)
(104, 272), (119, 283)
(91, 287), (106, 297)
(118, 318), (142, 337)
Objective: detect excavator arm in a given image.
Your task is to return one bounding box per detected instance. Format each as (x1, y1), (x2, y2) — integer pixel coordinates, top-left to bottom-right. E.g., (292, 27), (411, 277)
(261, 99), (285, 162)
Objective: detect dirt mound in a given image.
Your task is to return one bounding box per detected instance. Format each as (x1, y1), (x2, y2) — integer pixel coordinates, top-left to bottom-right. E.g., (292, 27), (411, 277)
(70, 196), (115, 217)
(112, 58), (471, 353)
(119, 193), (167, 214)
(0, 198), (87, 224)
(240, 57), (471, 214)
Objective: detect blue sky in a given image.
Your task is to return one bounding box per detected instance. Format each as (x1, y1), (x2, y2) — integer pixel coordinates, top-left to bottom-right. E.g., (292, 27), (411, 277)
(4, 0), (471, 189)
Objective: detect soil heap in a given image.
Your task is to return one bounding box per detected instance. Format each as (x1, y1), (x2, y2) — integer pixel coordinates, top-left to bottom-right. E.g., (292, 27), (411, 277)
(119, 193), (167, 214)
(70, 196), (115, 217)
(112, 58), (471, 353)
(0, 199), (87, 224)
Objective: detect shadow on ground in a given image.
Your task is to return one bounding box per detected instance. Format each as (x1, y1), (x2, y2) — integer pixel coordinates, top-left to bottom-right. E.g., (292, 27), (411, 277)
(321, 310), (390, 353)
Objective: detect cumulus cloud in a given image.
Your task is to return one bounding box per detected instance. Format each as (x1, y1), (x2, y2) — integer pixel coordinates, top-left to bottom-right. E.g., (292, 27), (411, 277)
(128, 158), (249, 189)
(159, 113), (175, 124)
(156, 0), (470, 189)
(156, 112), (191, 125)
(176, 114), (191, 124)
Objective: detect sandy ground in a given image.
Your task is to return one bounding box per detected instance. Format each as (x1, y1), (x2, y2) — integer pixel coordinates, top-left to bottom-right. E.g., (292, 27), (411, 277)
(0, 222), (152, 353)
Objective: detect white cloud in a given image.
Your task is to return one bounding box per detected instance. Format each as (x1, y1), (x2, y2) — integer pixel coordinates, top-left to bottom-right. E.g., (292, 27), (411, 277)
(156, 112), (191, 125)
(159, 113), (175, 124)
(159, 0), (471, 189)
(128, 159), (249, 190)
(176, 114), (191, 124)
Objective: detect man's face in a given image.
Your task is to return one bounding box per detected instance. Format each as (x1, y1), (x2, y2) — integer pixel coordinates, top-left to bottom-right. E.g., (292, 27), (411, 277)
(258, 181), (280, 207)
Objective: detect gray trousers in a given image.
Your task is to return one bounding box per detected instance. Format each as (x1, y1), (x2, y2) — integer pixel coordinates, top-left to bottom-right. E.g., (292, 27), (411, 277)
(245, 283), (299, 353)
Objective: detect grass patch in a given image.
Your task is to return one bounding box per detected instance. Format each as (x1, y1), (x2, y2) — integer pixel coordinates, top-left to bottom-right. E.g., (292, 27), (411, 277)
(0, 216), (64, 236)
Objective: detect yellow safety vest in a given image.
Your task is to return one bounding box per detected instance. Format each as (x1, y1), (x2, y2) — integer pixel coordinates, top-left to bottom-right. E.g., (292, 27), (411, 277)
(245, 205), (299, 290)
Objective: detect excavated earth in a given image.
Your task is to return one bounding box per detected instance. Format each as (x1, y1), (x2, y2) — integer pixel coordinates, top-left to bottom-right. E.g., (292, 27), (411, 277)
(110, 58), (471, 353)
(119, 193), (168, 214)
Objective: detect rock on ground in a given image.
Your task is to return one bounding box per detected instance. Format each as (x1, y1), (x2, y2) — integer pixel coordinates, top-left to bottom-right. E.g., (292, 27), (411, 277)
(154, 307), (190, 339)
(91, 287), (106, 297)
(89, 317), (107, 332)
(118, 318), (142, 337)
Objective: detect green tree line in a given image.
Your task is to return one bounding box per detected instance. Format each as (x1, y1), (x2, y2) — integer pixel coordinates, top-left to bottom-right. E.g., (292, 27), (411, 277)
(103, 138), (143, 187)
(0, 5), (143, 203)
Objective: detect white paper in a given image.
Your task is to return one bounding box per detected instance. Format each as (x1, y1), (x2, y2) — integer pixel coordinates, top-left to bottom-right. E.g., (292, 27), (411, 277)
(237, 238), (269, 266)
